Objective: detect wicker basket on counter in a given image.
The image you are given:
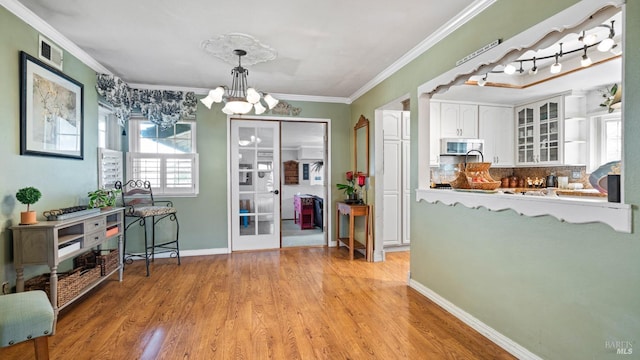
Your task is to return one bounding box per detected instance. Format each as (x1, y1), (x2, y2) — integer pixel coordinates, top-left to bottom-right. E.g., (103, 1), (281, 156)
(449, 150), (501, 191)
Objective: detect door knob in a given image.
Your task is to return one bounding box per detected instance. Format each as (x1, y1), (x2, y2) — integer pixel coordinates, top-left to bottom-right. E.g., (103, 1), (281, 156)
(272, 189), (279, 195)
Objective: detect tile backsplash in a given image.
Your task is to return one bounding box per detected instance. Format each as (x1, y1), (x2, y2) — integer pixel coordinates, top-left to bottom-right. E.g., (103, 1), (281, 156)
(488, 166), (590, 188)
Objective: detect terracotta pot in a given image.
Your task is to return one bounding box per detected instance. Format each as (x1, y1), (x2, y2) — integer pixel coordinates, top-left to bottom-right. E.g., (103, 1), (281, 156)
(20, 211), (37, 225)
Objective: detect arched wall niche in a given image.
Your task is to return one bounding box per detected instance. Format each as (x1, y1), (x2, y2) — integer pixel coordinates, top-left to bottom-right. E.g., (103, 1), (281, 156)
(415, 0), (631, 233)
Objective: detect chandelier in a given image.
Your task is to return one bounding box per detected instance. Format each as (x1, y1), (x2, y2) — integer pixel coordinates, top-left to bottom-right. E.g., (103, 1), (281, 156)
(200, 49), (278, 115)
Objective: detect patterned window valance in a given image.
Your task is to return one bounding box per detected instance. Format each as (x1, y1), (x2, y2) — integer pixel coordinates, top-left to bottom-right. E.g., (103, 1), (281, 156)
(96, 74), (197, 129)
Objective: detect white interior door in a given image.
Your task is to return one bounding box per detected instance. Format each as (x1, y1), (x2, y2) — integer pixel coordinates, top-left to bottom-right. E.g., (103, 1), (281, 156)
(383, 111), (402, 246)
(231, 120), (281, 251)
(381, 110), (411, 247)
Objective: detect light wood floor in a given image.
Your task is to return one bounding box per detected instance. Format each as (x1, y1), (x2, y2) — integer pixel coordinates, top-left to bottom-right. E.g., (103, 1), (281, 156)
(0, 248), (515, 359)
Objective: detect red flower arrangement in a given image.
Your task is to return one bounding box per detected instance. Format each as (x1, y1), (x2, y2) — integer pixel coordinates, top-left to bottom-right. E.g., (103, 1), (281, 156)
(337, 171), (367, 203)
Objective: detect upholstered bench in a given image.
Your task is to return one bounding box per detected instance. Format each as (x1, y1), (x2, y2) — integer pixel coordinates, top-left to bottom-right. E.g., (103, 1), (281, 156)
(0, 290), (54, 360)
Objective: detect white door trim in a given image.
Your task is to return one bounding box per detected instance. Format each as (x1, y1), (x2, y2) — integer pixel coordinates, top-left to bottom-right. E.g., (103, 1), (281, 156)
(226, 115), (332, 251)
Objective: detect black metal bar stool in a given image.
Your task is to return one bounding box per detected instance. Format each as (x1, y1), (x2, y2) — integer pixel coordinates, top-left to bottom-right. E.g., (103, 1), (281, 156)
(115, 180), (180, 276)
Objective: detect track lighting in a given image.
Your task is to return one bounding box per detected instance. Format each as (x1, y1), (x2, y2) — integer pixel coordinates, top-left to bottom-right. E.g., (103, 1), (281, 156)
(550, 54), (562, 74)
(503, 64), (516, 75)
(610, 44), (622, 56)
(471, 19), (619, 87)
(579, 30), (598, 46)
(550, 43), (563, 74)
(598, 37), (615, 52)
(528, 57), (538, 75)
(477, 74), (487, 87)
(581, 46), (592, 67)
(597, 20), (616, 52)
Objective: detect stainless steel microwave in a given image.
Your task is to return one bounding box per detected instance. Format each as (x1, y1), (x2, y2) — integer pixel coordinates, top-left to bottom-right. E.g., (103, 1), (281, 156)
(440, 138), (484, 155)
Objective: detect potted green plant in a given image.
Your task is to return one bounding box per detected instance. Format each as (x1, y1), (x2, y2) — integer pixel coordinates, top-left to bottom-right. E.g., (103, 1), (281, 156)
(88, 188), (121, 209)
(16, 186), (42, 224)
(337, 171), (360, 203)
(600, 83), (622, 113)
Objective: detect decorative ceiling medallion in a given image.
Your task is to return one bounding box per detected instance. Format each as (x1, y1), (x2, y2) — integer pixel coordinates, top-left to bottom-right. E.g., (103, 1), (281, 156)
(201, 33), (277, 66)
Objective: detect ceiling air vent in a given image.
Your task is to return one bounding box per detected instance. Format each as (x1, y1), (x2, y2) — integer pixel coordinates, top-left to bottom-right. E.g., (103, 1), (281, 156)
(38, 35), (63, 70)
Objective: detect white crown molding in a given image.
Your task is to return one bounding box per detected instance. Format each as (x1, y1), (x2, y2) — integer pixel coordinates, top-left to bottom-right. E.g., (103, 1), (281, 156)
(128, 83), (212, 94)
(408, 279), (544, 360)
(269, 93), (351, 104)
(128, 84), (350, 104)
(1, 0), (112, 75)
(348, 0), (497, 102)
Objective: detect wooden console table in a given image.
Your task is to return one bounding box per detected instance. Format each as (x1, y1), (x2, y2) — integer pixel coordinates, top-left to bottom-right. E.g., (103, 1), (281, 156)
(11, 207), (124, 327)
(335, 202), (371, 261)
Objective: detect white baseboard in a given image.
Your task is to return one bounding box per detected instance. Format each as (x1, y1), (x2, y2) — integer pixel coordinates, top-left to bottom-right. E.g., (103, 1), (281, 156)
(384, 245), (409, 253)
(130, 247), (230, 259)
(408, 279), (543, 360)
(373, 250), (385, 262)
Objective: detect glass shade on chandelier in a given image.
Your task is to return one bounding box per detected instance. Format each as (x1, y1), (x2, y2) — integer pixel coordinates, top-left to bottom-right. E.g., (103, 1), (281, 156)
(200, 49), (278, 115)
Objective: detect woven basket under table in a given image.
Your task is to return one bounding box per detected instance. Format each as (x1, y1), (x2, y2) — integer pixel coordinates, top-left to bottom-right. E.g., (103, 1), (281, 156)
(25, 266), (101, 307)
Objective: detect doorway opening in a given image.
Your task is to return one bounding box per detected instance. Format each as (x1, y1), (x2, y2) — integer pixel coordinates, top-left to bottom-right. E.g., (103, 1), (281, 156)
(280, 121), (327, 248)
(375, 97), (411, 259)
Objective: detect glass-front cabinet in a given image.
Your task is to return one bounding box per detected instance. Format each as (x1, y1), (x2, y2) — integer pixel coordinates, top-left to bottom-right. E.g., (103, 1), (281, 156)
(516, 96), (562, 165)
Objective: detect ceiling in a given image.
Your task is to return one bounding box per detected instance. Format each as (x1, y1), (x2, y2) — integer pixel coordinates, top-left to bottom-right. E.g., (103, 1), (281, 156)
(13, 0), (481, 100)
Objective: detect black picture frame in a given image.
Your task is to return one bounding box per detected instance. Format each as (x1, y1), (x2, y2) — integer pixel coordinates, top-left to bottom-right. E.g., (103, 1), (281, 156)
(302, 163), (309, 180)
(20, 51), (84, 160)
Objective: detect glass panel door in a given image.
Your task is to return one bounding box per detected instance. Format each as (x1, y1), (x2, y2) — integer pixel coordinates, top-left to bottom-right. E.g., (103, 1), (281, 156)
(538, 100), (559, 162)
(517, 107), (535, 163)
(231, 120), (280, 251)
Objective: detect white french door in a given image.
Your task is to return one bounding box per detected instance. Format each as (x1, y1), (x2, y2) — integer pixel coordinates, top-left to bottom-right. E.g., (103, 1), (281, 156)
(231, 120), (281, 251)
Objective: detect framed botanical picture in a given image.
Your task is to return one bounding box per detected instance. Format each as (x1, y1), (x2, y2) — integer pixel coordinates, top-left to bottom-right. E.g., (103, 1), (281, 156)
(20, 51), (84, 159)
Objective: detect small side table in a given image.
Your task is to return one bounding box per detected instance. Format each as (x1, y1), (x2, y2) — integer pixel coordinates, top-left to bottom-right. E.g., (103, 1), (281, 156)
(294, 195), (315, 230)
(335, 202), (371, 261)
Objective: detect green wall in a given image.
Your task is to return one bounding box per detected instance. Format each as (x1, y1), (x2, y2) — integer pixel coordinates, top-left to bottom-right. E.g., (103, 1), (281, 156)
(0, 7), (100, 281)
(166, 99), (351, 252)
(3, 1), (639, 358)
(0, 6), (351, 283)
(352, 0), (639, 359)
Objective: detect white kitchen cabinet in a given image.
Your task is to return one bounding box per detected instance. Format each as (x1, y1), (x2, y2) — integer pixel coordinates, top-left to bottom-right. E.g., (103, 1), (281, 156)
(382, 110), (410, 247)
(440, 102), (478, 139)
(479, 105), (514, 167)
(429, 102), (441, 165)
(516, 96), (562, 165)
